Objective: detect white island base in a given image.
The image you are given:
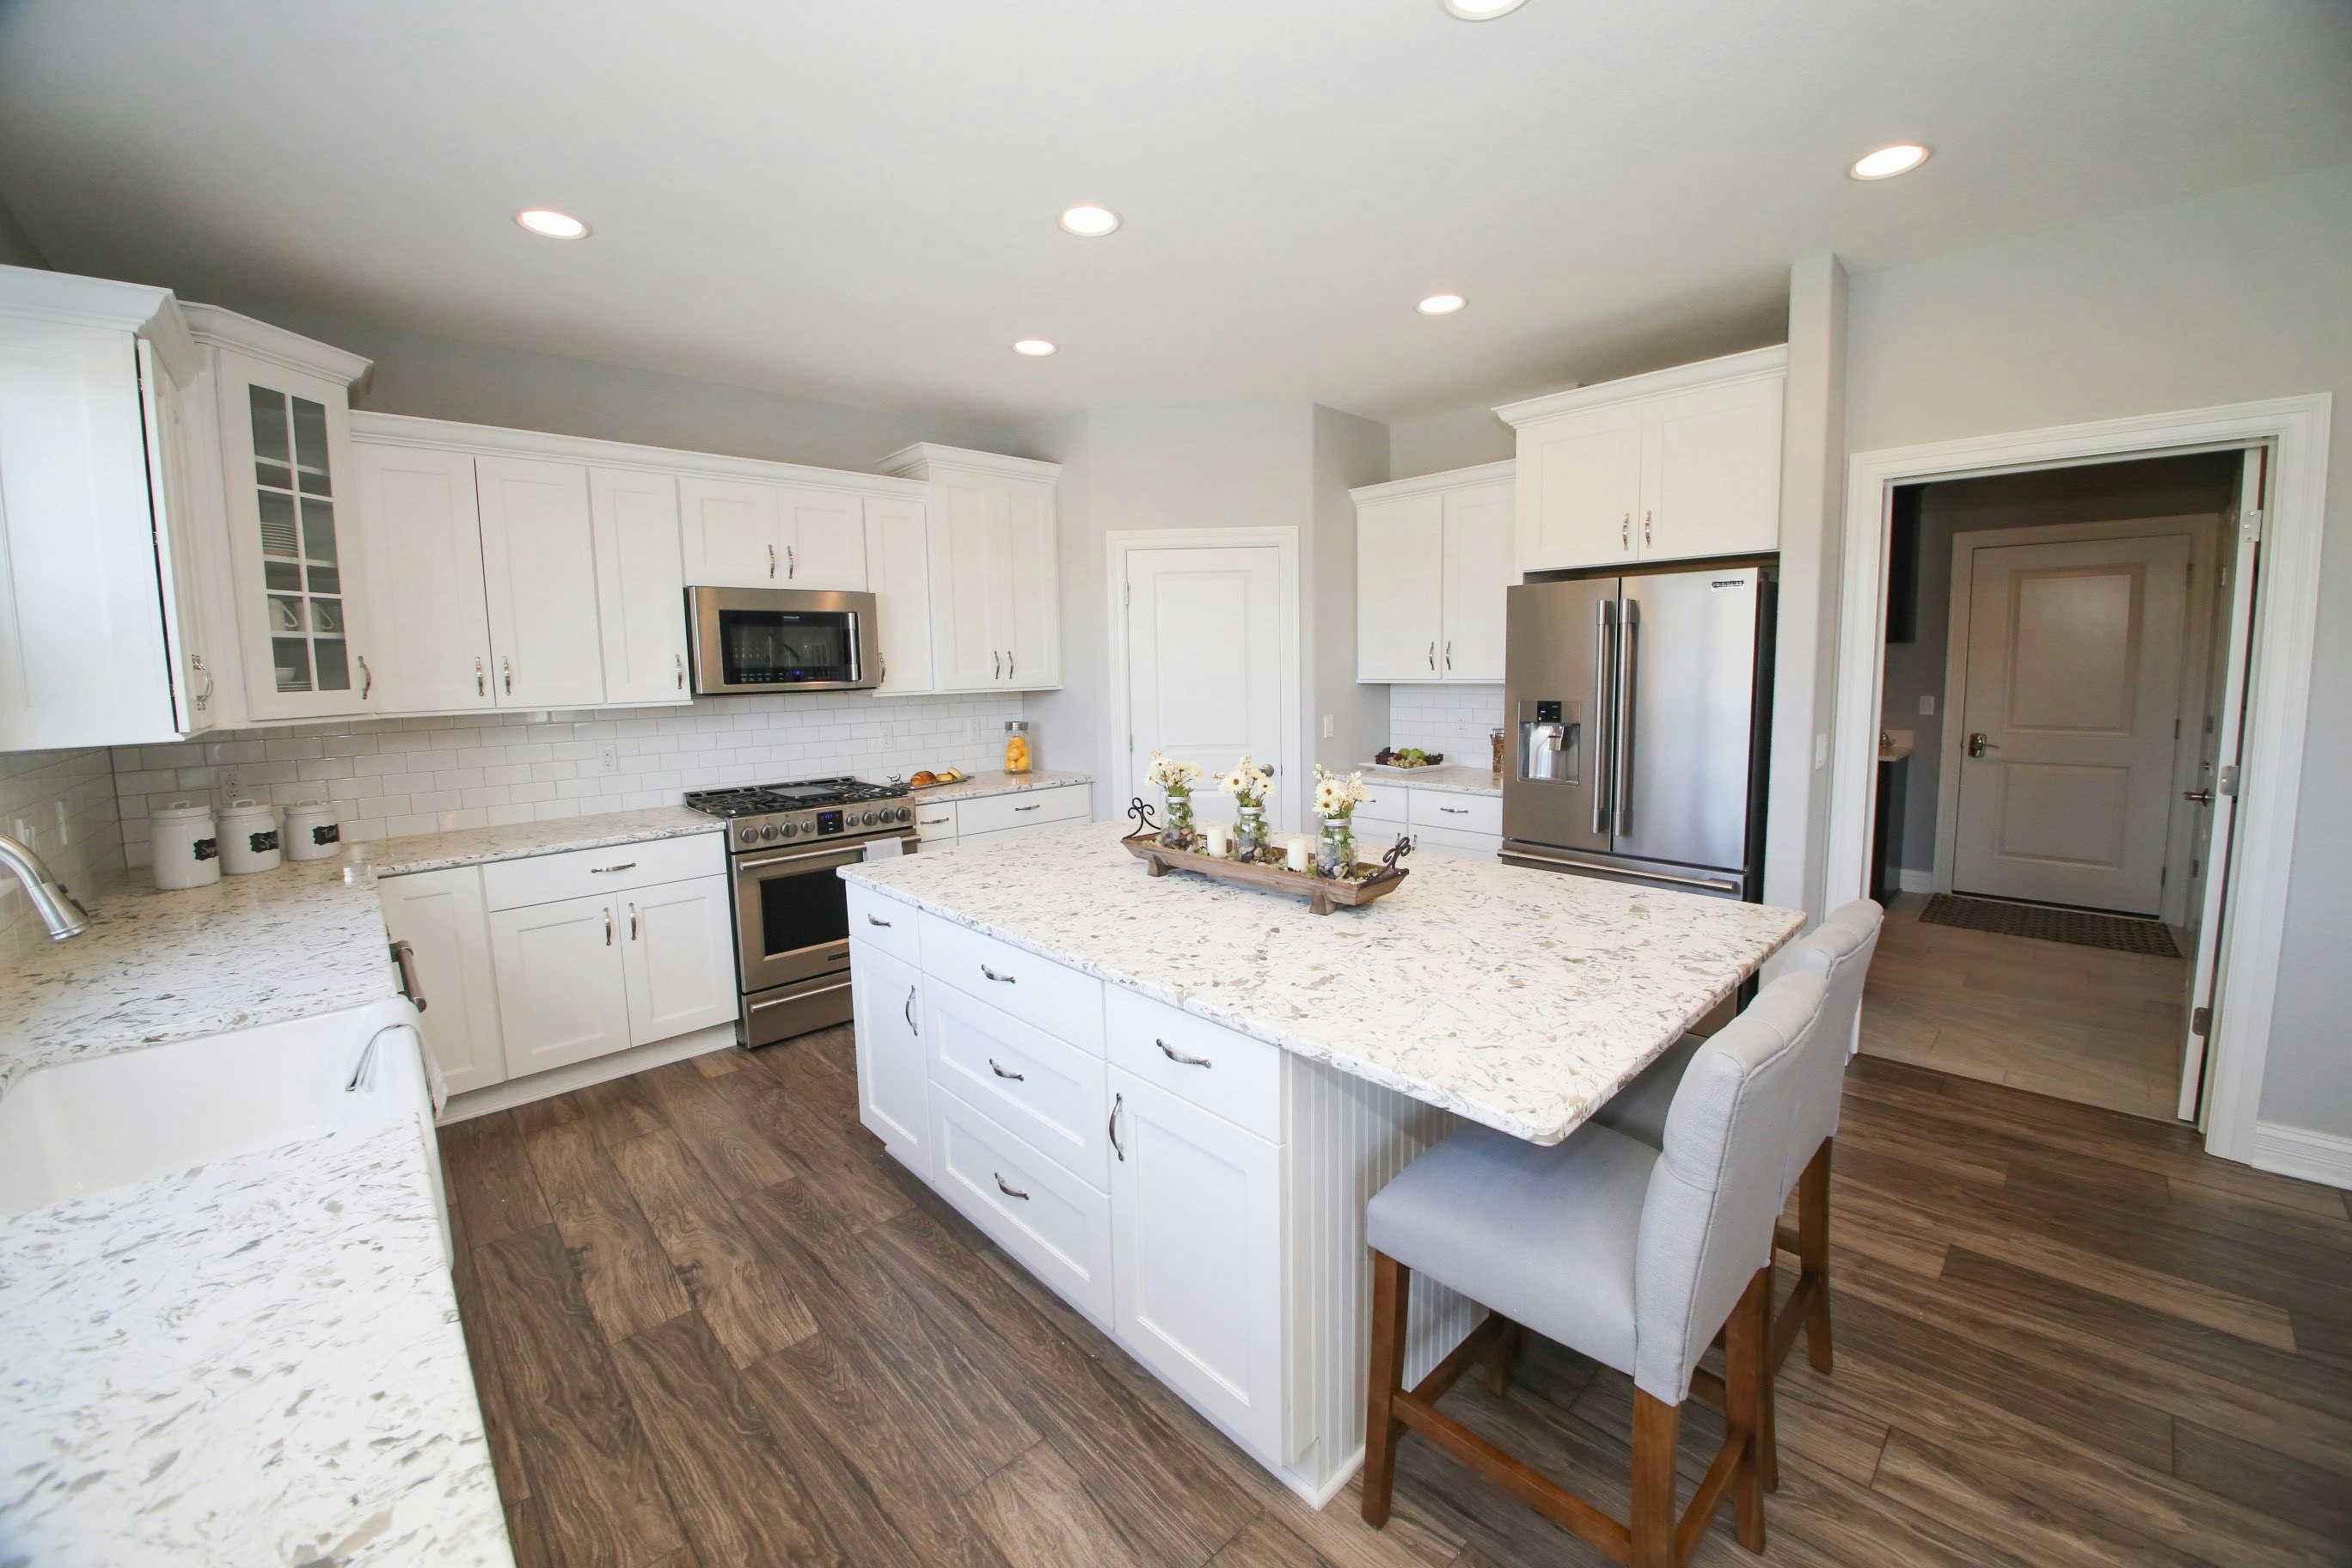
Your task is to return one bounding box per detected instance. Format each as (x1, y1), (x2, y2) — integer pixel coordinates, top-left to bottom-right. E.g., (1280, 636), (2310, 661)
(844, 883), (1481, 1505)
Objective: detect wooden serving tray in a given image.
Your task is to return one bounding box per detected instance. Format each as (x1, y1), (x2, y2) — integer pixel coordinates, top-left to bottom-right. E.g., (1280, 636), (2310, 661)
(1119, 830), (1408, 916)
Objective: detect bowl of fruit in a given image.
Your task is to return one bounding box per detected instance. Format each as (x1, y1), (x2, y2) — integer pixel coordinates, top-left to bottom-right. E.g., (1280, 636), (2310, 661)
(1370, 747), (1444, 771)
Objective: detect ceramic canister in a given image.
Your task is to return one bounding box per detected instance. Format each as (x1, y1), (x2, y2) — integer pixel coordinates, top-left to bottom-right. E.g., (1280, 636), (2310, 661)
(150, 799), (222, 891)
(217, 798), (283, 875)
(282, 799), (342, 861)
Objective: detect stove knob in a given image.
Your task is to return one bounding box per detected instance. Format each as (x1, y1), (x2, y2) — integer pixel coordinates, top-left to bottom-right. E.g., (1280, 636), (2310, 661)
(738, 826), (757, 845)
(864, 810), (879, 825)
(782, 821), (798, 837)
(894, 806), (910, 823)
(761, 824), (780, 841)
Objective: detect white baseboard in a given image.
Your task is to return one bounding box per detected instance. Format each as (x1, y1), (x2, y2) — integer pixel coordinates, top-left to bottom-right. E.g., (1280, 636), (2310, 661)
(438, 1022), (738, 1125)
(2244, 1120), (2352, 1191)
(1897, 869), (1937, 894)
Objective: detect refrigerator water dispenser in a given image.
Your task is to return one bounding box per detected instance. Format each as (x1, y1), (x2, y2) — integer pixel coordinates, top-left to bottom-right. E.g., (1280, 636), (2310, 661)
(1518, 698), (1579, 784)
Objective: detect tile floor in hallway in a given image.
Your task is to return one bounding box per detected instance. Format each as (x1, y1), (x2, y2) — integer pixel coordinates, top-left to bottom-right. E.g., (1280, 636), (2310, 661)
(1859, 891), (2194, 1121)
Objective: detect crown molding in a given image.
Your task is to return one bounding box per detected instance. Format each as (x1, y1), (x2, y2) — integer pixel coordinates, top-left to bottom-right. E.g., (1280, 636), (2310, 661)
(350, 410), (932, 496)
(1494, 344), (1788, 428)
(880, 442), (1063, 482)
(181, 303), (374, 389)
(1350, 458), (1515, 505)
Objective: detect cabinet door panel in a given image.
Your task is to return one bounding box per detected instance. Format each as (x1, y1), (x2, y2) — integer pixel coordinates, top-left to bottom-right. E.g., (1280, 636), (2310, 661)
(1356, 493), (1444, 682)
(488, 892), (632, 1076)
(477, 456), (605, 708)
(678, 476), (782, 587)
(781, 488), (867, 589)
(1440, 479), (1513, 682)
(590, 468), (689, 705)
(850, 940), (928, 1167)
(928, 474), (1002, 689)
(357, 442), (493, 713)
(863, 495), (934, 694)
(1640, 377), (1783, 560)
(619, 875), (737, 1045)
(1109, 1068), (1284, 1458)
(1003, 477), (1059, 688)
(377, 866), (506, 1094)
(1517, 405), (1642, 573)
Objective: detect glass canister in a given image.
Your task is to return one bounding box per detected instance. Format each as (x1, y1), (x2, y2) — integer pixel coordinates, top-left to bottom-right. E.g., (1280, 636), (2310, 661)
(1003, 720), (1032, 775)
(1318, 816), (1356, 879)
(1491, 726), (1506, 775)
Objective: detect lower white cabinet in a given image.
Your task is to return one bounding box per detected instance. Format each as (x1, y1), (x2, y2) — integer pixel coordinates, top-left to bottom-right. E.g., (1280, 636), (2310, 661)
(849, 939), (928, 1163)
(910, 782), (1092, 849)
(617, 875), (738, 1044)
(1357, 783), (1503, 861)
(932, 1085), (1114, 1324)
(377, 865), (506, 1095)
(488, 891), (636, 1076)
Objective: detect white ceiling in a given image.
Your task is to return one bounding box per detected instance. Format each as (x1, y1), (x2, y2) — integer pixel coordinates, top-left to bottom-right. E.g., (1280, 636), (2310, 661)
(3, 1), (2347, 429)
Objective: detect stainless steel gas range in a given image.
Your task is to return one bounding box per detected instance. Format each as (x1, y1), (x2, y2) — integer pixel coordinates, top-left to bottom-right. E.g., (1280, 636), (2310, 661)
(683, 777), (917, 1048)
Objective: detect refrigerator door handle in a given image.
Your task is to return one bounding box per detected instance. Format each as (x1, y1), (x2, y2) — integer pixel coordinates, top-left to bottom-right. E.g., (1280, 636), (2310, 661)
(1594, 600), (1615, 833)
(1613, 601), (1638, 837)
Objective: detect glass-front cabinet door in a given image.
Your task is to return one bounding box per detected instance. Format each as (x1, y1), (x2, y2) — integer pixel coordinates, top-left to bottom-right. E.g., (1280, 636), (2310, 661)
(217, 348), (373, 719)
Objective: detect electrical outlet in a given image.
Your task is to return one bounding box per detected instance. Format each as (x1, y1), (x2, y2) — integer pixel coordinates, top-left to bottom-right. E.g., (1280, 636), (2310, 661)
(1320, 714), (1334, 739)
(1919, 695), (1936, 716)
(596, 743), (620, 774)
(217, 769), (240, 800)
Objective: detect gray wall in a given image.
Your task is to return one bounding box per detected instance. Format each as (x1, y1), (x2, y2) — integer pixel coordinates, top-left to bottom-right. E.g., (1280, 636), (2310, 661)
(0, 193), (48, 270)
(1843, 160), (2352, 1141)
(1388, 403), (1514, 480)
(1311, 407), (1393, 778)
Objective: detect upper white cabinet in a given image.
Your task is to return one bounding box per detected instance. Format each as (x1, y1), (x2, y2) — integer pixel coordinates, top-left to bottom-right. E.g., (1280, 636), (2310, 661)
(1353, 462), (1513, 683)
(1497, 346), (1785, 573)
(679, 475), (867, 591)
(590, 468), (689, 705)
(863, 493), (934, 694)
(883, 444), (1062, 692)
(357, 442), (494, 713)
(475, 456), (606, 708)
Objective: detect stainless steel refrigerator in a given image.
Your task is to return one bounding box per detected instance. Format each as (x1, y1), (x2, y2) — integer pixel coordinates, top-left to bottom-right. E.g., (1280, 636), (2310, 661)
(1501, 566), (1775, 900)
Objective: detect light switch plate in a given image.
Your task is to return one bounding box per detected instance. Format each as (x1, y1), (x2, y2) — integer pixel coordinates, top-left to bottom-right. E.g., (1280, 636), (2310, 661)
(1920, 695), (1936, 716)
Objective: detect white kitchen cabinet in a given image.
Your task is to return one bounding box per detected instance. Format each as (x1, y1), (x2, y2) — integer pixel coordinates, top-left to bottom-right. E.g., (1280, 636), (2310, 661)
(679, 475), (868, 590)
(356, 441), (494, 713)
(475, 456), (606, 708)
(1108, 1067), (1286, 1459)
(1351, 462), (1514, 684)
(781, 487), (868, 589)
(849, 939), (928, 1167)
(616, 874), (738, 1043)
(377, 866), (507, 1094)
(589, 467), (691, 705)
(883, 444), (1063, 692)
(488, 891), (635, 1076)
(1498, 346), (1785, 573)
(863, 493), (934, 694)
(905, 781), (1092, 849)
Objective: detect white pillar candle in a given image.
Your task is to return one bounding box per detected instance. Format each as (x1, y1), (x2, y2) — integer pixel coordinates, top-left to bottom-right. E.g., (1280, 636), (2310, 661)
(1284, 836), (1312, 873)
(1202, 822), (1231, 857)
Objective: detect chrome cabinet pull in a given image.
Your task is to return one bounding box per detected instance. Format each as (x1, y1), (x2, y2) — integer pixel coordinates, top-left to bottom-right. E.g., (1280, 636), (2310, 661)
(1644, 510), (1652, 547)
(1155, 1038), (1211, 1069)
(980, 963), (1015, 984)
(590, 862), (637, 874)
(388, 939), (427, 1013)
(1427, 640), (1436, 671)
(1439, 805), (1467, 814)
(628, 902), (639, 940)
(989, 1058), (1025, 1081)
(603, 908), (614, 946)
(1008, 649), (1015, 679)
(1444, 640), (1452, 671)
(1621, 512), (1630, 550)
(866, 913), (892, 928)
(768, 543), (777, 579)
(1014, 804), (1040, 813)
(675, 653), (684, 690)
(787, 543), (796, 578)
(475, 657), (486, 695)
(502, 656), (513, 695)
(994, 1173), (1030, 1201)
(190, 654), (214, 710)
(904, 986), (918, 1033)
(1109, 1093), (1125, 1161)
(358, 655), (373, 700)
(994, 650), (1001, 680)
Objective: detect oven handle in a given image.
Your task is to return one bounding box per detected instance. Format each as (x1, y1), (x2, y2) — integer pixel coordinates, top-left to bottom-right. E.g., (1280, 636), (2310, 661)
(735, 832), (917, 873)
(748, 979), (854, 1013)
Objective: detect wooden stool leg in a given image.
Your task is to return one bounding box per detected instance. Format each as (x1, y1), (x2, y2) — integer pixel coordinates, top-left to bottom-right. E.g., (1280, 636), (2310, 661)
(1724, 1267), (1770, 1553)
(1361, 1251), (1412, 1527)
(1800, 1138), (1834, 1374)
(1760, 1337), (1780, 1493)
(1485, 1314), (1523, 1397)
(1631, 1390), (1681, 1568)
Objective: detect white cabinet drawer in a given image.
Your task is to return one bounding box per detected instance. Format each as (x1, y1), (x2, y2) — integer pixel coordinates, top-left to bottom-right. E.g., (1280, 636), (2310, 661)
(845, 883), (921, 965)
(481, 832), (725, 911)
(1409, 790), (1503, 836)
(1356, 781), (1409, 824)
(932, 1086), (1112, 1326)
(930, 985), (1109, 1187)
(920, 912), (1104, 1050)
(910, 799), (959, 840)
(957, 783), (1090, 836)
(1105, 988), (1283, 1143)
(1412, 824), (1502, 861)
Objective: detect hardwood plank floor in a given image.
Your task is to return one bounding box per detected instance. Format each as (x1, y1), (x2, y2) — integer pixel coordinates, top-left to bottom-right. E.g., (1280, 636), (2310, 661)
(443, 1028), (2352, 1567)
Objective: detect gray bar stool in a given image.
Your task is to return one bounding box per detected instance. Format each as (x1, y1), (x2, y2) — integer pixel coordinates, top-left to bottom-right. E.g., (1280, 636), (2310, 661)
(1361, 970), (1834, 1566)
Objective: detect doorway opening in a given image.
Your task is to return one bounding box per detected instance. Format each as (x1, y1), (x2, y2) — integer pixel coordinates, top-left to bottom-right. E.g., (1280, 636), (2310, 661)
(1861, 450), (2251, 1122)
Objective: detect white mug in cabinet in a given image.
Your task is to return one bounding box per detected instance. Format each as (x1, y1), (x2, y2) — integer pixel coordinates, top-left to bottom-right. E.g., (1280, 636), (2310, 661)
(283, 800), (341, 861)
(150, 800), (221, 891)
(217, 799), (283, 875)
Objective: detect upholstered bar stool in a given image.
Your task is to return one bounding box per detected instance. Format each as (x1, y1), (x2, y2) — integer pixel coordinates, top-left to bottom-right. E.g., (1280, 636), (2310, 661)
(1592, 899), (1883, 1377)
(1361, 971), (1833, 1567)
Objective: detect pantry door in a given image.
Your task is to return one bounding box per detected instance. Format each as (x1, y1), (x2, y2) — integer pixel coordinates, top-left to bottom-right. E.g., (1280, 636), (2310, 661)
(1118, 536), (1298, 831)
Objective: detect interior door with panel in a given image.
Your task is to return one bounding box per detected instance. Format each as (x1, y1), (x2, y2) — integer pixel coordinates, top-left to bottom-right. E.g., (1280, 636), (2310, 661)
(851, 941), (928, 1167)
(1440, 479), (1513, 680)
(1002, 477), (1060, 687)
(618, 876), (738, 1044)
(1108, 1068), (1285, 1459)
(1356, 493), (1444, 681)
(475, 456), (606, 708)
(779, 488), (867, 589)
(1952, 533), (2192, 915)
(377, 867), (507, 1095)
(863, 494), (934, 693)
(1519, 404), (1643, 572)
(1638, 376), (1784, 560)
(928, 474), (1004, 689)
(589, 467), (690, 704)
(1124, 545), (1286, 828)
(357, 442), (493, 713)
(678, 476), (783, 586)
(487, 891), (633, 1076)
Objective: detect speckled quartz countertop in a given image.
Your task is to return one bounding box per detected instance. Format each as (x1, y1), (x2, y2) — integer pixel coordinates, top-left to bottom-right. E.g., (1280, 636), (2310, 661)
(1360, 763), (1503, 797)
(365, 804), (721, 876)
(843, 823), (1802, 1145)
(0, 1119), (510, 1566)
(906, 768), (1093, 804)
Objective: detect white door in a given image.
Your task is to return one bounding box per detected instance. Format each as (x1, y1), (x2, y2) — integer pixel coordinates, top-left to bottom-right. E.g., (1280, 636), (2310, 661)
(928, 474), (1002, 689)
(1124, 545), (1286, 829)
(1638, 376), (1784, 561)
(1952, 533), (2193, 915)
(1517, 403), (1642, 572)
(589, 468), (690, 705)
(1440, 479), (1513, 681)
(1002, 477), (1060, 688)
(850, 942), (928, 1167)
(1356, 493), (1443, 682)
(475, 456), (606, 708)
(678, 476), (782, 586)
(1108, 1069), (1285, 1459)
(863, 494), (934, 694)
(487, 891), (633, 1075)
(377, 866), (507, 1095)
(618, 876), (738, 1045)
(779, 488), (867, 589)
(356, 442), (493, 713)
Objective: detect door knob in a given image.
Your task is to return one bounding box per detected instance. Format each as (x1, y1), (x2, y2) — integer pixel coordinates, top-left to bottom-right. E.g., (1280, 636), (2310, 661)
(1967, 732), (1999, 758)
(2182, 788), (2215, 805)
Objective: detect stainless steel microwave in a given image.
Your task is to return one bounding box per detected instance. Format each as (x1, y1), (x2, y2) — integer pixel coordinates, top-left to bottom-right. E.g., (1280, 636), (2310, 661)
(685, 586), (880, 695)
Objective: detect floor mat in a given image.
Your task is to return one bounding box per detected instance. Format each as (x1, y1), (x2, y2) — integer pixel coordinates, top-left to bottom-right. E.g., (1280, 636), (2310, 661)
(1920, 894), (2182, 958)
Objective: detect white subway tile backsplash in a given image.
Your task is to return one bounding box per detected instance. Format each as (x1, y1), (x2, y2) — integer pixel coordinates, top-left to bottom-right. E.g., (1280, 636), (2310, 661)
(0, 746), (125, 964)
(1388, 683), (1504, 763)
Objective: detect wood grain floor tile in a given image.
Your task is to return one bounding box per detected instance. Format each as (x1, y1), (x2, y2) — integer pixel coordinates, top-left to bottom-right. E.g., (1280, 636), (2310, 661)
(1206, 1512), (1347, 1568)
(571, 1072), (671, 1150)
(634, 1060), (801, 1197)
(965, 1441), (1154, 1568)
(2172, 1418), (2352, 1545)
(609, 1128), (816, 1367)
(523, 1116), (694, 1343)
(443, 1110), (552, 1246)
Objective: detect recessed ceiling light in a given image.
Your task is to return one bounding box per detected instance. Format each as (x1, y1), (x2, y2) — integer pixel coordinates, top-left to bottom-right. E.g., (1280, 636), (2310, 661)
(1058, 205), (1121, 237)
(1848, 144), (1931, 181)
(1439, 0), (1528, 18)
(1417, 294), (1468, 315)
(1012, 339), (1058, 357)
(515, 208), (590, 239)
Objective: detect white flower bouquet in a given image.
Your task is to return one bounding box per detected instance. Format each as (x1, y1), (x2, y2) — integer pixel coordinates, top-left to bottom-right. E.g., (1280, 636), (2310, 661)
(1146, 750), (1204, 794)
(1312, 764), (1369, 821)
(1216, 755), (1275, 809)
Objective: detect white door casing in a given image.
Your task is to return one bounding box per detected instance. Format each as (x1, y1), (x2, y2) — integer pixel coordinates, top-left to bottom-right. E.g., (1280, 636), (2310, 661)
(357, 441), (493, 713)
(1947, 531), (2192, 916)
(1123, 543), (1288, 830)
(589, 467), (690, 705)
(475, 456), (605, 708)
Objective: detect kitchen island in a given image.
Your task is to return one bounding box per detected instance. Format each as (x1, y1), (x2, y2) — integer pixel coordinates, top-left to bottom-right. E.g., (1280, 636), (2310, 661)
(839, 821), (1801, 1504)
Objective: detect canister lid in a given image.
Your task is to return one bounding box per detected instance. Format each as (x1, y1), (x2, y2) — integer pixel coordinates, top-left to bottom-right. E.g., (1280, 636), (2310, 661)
(218, 797), (276, 824)
(152, 799), (214, 823)
(284, 799), (334, 822)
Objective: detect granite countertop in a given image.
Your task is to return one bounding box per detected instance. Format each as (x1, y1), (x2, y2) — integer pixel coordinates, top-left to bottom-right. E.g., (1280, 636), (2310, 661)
(843, 824), (1802, 1144)
(0, 1118), (511, 1566)
(364, 805), (721, 876)
(905, 768), (1093, 805)
(1359, 763), (1503, 797)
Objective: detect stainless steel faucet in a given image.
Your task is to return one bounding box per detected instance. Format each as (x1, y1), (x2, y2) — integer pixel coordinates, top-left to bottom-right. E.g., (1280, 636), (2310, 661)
(0, 832), (90, 940)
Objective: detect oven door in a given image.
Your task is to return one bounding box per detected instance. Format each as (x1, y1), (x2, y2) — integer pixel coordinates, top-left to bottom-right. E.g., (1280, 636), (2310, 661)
(732, 832), (916, 994)
(689, 587), (879, 694)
